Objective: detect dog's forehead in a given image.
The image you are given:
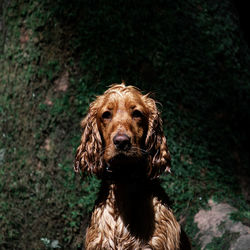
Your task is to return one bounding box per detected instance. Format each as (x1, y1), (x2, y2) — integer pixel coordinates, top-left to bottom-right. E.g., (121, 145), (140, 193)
(102, 89), (144, 109)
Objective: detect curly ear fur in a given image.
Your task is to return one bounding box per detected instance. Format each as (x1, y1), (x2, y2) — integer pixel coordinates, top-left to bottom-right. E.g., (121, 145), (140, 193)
(144, 95), (171, 179)
(74, 101), (104, 176)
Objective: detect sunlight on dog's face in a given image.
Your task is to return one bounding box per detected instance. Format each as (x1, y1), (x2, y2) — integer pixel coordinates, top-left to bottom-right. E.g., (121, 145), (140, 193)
(97, 89), (149, 165)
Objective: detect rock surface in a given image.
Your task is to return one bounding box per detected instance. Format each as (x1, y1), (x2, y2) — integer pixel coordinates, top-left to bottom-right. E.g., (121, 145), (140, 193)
(194, 199), (250, 249)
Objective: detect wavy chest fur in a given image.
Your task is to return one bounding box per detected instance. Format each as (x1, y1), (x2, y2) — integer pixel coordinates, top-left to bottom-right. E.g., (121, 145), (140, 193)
(85, 181), (180, 250)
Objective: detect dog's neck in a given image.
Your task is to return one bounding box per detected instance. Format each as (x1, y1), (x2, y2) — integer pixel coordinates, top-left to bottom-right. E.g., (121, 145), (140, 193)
(100, 178), (155, 240)
(96, 161), (171, 241)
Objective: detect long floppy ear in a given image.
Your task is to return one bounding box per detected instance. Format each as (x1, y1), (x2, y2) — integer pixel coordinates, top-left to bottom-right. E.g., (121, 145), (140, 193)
(144, 95), (171, 179)
(74, 101), (104, 177)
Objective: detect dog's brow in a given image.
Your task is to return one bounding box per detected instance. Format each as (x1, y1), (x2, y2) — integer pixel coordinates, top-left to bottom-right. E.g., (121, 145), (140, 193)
(109, 90), (124, 98)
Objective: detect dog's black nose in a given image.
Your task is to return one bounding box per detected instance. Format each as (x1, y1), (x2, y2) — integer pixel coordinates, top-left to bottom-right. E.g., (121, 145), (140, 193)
(113, 134), (131, 150)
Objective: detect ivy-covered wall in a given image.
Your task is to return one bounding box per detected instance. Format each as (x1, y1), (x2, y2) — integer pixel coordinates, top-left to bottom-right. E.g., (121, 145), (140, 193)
(0, 1), (249, 249)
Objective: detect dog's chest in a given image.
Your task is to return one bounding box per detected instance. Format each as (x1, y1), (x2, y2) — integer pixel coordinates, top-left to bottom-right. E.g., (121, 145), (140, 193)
(90, 200), (151, 249)
(86, 184), (181, 249)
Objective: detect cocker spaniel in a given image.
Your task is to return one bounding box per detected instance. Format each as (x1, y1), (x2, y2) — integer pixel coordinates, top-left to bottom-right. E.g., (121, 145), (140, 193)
(75, 84), (191, 249)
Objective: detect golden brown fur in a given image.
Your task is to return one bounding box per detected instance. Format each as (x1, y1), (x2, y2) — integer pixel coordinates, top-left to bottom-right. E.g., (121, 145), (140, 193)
(75, 84), (191, 249)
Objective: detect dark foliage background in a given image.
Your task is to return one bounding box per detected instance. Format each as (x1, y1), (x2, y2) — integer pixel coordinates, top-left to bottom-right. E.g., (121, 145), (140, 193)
(0, 0), (249, 249)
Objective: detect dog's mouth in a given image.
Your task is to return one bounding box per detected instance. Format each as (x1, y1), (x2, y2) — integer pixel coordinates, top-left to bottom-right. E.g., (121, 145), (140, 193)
(105, 152), (148, 175)
(108, 152), (137, 165)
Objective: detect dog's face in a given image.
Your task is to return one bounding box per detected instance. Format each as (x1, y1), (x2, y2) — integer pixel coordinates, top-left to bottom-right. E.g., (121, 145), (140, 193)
(96, 89), (148, 165)
(75, 84), (171, 178)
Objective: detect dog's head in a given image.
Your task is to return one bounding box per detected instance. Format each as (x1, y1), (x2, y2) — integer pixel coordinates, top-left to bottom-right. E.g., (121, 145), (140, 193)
(74, 84), (171, 179)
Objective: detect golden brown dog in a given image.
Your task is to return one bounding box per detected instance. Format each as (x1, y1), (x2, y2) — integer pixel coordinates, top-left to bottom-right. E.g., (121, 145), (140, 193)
(75, 84), (191, 249)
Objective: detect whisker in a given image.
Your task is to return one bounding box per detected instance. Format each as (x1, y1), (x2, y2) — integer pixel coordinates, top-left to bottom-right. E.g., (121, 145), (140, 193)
(129, 146), (149, 155)
(100, 145), (112, 156)
(100, 145), (149, 156)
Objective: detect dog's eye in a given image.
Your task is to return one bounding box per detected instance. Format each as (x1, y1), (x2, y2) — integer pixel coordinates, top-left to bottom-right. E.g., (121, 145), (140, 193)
(102, 111), (112, 119)
(132, 110), (143, 118)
